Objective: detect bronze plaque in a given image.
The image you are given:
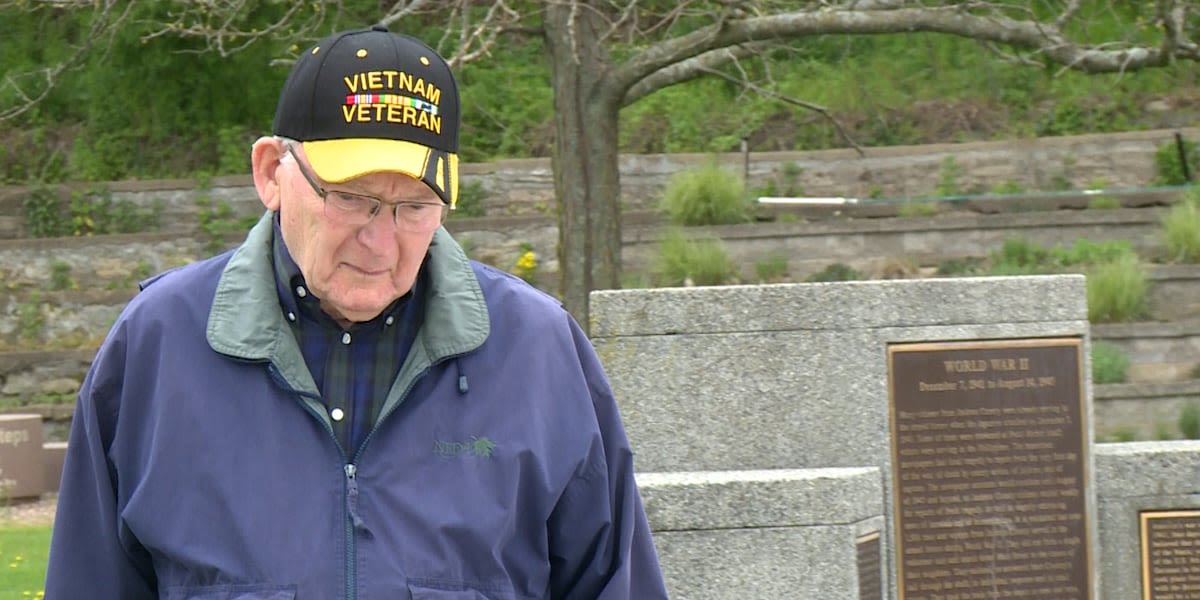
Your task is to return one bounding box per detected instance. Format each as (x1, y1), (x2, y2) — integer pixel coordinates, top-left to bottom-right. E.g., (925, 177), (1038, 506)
(888, 338), (1091, 600)
(857, 531), (883, 600)
(0, 414), (46, 499)
(1140, 510), (1200, 599)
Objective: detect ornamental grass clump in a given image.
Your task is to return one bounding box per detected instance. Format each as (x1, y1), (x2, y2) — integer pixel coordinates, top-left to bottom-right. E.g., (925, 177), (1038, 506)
(654, 228), (736, 286)
(1090, 341), (1129, 384)
(1179, 402), (1200, 440)
(1162, 187), (1200, 263)
(987, 237), (1052, 275)
(1086, 255), (1148, 323)
(660, 159), (752, 226)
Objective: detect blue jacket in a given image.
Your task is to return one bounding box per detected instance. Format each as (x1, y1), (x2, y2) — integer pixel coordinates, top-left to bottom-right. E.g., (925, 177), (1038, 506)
(46, 213), (668, 599)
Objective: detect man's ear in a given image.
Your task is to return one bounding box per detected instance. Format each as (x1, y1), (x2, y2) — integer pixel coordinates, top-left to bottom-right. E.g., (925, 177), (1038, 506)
(251, 137), (287, 211)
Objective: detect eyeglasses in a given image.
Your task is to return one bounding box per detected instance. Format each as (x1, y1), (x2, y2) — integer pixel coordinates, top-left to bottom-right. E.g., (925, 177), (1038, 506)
(285, 145), (449, 233)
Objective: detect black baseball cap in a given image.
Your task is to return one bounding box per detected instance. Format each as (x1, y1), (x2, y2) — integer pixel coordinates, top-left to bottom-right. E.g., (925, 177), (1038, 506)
(272, 26), (460, 207)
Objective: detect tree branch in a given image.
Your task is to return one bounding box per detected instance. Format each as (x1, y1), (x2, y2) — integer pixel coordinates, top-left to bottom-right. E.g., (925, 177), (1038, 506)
(138, 1), (327, 57)
(0, 0), (136, 122)
(699, 61), (866, 156)
(623, 40), (774, 105)
(613, 4), (1198, 97)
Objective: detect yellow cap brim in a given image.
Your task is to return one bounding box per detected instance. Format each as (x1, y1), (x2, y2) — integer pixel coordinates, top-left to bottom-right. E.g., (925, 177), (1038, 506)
(303, 138), (458, 208)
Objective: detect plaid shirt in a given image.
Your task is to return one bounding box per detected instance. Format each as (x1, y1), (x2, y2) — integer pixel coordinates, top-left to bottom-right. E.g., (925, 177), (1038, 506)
(271, 219), (425, 456)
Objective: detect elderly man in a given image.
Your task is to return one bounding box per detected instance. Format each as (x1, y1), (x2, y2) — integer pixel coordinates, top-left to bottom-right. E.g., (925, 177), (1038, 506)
(46, 26), (668, 599)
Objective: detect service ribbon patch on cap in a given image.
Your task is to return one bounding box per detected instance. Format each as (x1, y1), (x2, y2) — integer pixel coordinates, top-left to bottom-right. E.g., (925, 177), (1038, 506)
(341, 70), (444, 135)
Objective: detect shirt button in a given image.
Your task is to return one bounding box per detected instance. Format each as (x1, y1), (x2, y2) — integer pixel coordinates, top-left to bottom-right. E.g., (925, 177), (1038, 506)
(286, 312), (296, 322)
(341, 332), (351, 345)
(296, 286), (307, 298)
(385, 315), (395, 326)
(330, 408), (345, 421)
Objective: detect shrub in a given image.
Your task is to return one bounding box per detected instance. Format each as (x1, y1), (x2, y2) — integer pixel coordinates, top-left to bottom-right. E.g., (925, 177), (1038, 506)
(654, 228), (736, 286)
(1056, 238), (1136, 267)
(450, 180), (489, 218)
(22, 184), (160, 237)
(215, 125), (254, 176)
(934, 156), (964, 197)
(988, 237), (1051, 275)
(661, 159), (752, 226)
(990, 180), (1025, 195)
(1090, 341), (1129, 384)
(1086, 256), (1148, 323)
(68, 187), (162, 236)
(1101, 429), (1138, 443)
(753, 255), (790, 283)
(897, 200), (939, 217)
(1162, 188), (1200, 262)
(1154, 421), (1176, 441)
(987, 237), (1137, 277)
(1155, 137), (1200, 186)
(1087, 196), (1121, 210)
(805, 263), (863, 283)
(754, 161), (804, 199)
(49, 260), (74, 291)
(22, 186), (69, 238)
(17, 292), (45, 345)
(936, 257), (985, 277)
(1179, 402), (1200, 439)
(197, 197), (258, 254)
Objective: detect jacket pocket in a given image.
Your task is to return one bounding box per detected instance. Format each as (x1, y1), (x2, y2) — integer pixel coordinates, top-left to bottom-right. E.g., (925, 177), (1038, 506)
(165, 584), (297, 600)
(408, 582), (490, 599)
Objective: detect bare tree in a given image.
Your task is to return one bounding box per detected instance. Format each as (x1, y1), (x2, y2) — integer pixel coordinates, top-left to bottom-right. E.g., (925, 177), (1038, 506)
(4, 0), (1198, 327)
(467, 0), (1198, 327)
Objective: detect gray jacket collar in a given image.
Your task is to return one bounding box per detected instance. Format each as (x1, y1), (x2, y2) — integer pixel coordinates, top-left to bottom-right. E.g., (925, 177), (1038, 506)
(206, 212), (490, 396)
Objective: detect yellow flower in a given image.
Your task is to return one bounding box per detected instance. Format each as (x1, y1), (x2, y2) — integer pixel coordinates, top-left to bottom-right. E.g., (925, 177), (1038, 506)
(516, 251), (537, 271)
(512, 250), (539, 283)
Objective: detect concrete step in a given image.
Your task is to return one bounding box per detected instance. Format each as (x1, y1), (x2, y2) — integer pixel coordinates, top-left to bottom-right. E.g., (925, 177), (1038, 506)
(0, 176), (263, 239)
(1146, 264), (1200, 321)
(0, 289), (132, 351)
(1093, 380), (1200, 441)
(0, 231), (246, 295)
(1092, 320), (1200, 382)
(6, 202), (1194, 293)
(0, 348), (95, 392)
(2, 262), (1190, 388)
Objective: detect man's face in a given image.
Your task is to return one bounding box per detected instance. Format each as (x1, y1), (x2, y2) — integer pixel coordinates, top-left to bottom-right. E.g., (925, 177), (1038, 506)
(274, 145), (441, 325)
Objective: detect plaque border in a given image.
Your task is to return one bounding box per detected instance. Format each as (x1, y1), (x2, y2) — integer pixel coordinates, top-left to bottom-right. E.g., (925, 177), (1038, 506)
(1139, 509), (1200, 600)
(858, 530), (883, 600)
(886, 336), (1090, 600)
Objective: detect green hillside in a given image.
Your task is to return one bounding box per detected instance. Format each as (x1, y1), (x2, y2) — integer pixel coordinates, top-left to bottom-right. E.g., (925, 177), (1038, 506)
(1, 3), (1197, 185)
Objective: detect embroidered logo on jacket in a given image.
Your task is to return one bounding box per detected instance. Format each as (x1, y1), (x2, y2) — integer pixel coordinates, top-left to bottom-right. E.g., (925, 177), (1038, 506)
(433, 436), (496, 459)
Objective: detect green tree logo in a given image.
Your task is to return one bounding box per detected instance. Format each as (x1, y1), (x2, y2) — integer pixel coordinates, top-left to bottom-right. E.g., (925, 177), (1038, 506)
(470, 436), (496, 458)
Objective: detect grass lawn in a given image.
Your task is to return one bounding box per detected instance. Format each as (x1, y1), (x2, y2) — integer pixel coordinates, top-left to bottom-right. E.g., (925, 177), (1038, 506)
(0, 525), (50, 598)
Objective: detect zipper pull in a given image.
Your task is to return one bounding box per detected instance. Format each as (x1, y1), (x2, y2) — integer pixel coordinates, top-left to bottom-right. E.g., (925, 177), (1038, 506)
(345, 464), (367, 531)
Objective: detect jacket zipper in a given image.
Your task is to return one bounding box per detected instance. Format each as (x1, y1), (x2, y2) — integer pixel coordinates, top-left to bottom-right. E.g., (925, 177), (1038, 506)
(267, 364), (357, 600)
(345, 463), (358, 600)
(273, 357), (466, 598)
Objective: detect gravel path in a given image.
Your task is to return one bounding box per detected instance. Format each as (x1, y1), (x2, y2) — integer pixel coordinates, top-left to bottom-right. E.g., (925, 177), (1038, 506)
(1, 494), (56, 527)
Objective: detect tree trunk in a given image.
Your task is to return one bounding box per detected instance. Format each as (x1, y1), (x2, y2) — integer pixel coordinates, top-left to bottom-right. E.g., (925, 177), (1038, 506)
(543, 3), (624, 331)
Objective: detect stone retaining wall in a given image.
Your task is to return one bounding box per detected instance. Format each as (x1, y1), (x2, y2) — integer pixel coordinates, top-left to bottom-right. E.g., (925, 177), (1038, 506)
(0, 127), (1195, 238)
